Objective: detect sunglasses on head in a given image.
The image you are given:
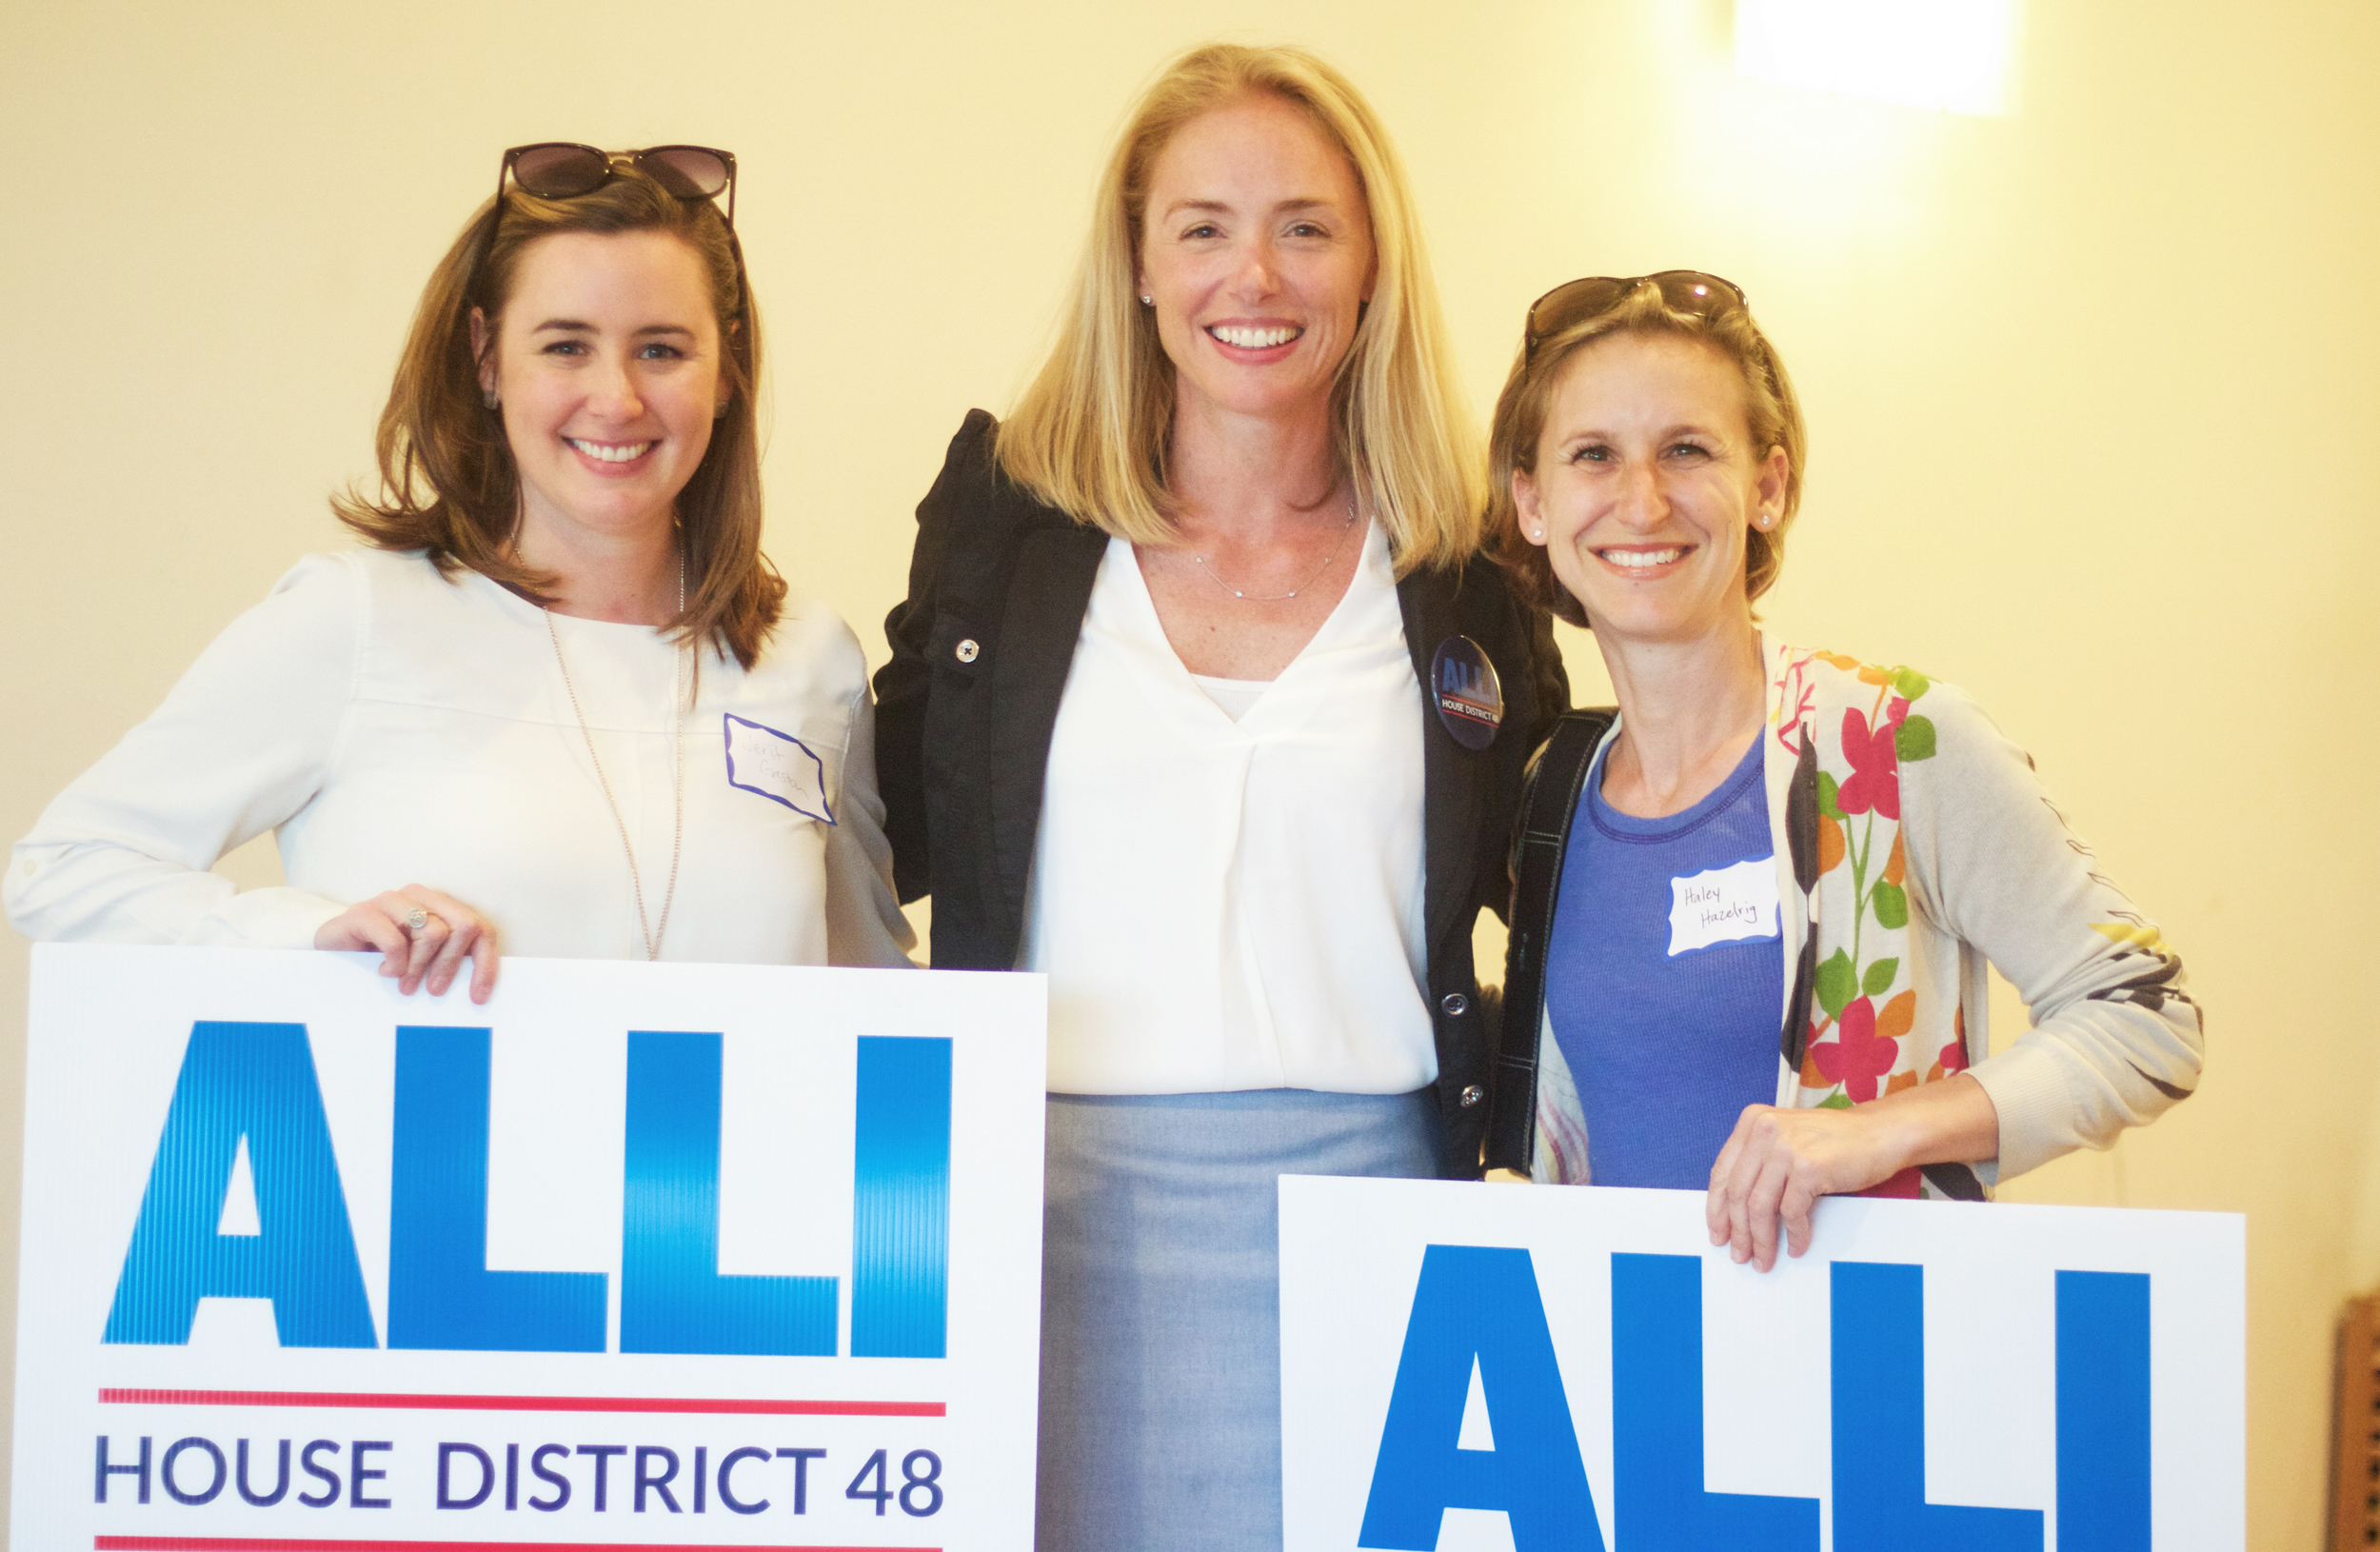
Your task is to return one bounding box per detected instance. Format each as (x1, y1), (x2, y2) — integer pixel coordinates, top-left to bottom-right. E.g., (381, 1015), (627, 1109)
(462, 143), (743, 314)
(496, 142), (738, 225)
(1523, 270), (1748, 361)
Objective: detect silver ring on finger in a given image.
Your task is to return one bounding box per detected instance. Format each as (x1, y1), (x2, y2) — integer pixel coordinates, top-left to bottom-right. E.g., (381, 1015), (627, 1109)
(405, 906), (431, 934)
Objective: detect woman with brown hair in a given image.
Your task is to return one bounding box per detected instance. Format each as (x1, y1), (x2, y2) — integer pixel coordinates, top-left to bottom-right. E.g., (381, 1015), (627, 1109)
(9, 145), (911, 985)
(1482, 273), (2200, 1265)
(873, 44), (1564, 1550)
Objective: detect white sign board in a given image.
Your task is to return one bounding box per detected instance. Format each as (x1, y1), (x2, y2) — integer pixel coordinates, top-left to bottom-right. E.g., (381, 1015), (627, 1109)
(15, 943), (1047, 1549)
(1280, 1177), (2243, 1552)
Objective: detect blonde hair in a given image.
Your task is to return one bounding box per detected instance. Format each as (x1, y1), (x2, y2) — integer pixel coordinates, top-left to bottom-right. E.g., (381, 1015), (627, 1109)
(1485, 280), (1806, 628)
(996, 43), (1482, 574)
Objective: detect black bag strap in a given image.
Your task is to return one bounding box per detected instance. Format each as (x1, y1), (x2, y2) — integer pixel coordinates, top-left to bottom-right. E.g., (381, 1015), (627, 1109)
(1483, 706), (1616, 1174)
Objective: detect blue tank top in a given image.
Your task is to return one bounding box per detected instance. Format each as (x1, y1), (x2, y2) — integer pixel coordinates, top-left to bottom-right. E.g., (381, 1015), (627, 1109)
(1545, 734), (1785, 1189)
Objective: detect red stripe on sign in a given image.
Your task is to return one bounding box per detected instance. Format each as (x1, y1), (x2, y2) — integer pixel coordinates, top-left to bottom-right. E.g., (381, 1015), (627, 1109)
(95, 1540), (939, 1551)
(98, 1389), (943, 1418)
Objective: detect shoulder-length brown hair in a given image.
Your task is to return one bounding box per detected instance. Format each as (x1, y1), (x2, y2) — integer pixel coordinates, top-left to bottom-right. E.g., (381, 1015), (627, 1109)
(334, 164), (783, 668)
(1485, 281), (1806, 628)
(996, 43), (1483, 575)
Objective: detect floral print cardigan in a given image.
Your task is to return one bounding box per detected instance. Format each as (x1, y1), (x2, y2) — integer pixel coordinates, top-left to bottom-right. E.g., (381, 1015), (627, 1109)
(1526, 640), (2204, 1193)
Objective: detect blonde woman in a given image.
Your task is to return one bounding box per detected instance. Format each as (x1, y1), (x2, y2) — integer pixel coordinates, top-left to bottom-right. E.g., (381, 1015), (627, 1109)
(873, 44), (1566, 1552)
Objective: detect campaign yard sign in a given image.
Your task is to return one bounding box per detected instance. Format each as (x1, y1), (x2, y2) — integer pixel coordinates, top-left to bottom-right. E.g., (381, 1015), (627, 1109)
(1280, 1177), (2243, 1552)
(15, 944), (1047, 1550)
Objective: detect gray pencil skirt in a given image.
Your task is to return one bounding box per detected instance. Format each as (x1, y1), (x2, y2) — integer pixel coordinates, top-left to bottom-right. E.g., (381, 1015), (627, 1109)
(1035, 1087), (1442, 1552)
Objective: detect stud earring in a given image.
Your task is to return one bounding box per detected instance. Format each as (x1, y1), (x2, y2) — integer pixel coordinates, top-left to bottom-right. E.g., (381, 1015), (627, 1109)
(483, 388), (500, 408)
(1140, 295), (1153, 306)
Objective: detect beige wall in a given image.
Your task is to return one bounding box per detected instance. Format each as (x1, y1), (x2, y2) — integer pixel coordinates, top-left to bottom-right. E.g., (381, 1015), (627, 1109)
(3, 0), (2372, 1542)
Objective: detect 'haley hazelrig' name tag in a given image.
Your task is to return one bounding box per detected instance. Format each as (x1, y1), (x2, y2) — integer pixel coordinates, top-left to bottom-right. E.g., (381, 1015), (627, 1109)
(724, 713), (836, 825)
(1668, 856), (1779, 956)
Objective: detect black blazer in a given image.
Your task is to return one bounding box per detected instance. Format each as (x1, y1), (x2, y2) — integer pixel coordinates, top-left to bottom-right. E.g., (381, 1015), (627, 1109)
(872, 410), (1569, 1173)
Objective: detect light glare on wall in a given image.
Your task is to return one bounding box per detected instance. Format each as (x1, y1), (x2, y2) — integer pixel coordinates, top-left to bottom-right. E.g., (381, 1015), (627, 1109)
(1735, 0), (2023, 116)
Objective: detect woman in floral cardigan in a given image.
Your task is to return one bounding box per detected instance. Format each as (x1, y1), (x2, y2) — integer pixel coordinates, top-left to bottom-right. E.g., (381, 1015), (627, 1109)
(1479, 272), (2203, 1268)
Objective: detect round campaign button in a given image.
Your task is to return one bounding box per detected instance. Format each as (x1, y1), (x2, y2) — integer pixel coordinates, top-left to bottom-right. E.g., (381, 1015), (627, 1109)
(1430, 635), (1502, 751)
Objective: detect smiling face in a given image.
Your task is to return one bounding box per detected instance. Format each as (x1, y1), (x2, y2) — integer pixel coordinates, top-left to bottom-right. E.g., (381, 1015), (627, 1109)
(1136, 92), (1376, 428)
(476, 229), (726, 553)
(1513, 331), (1790, 647)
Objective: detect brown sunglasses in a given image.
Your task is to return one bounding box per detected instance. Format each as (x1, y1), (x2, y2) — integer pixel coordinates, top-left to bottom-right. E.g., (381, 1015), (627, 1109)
(496, 143), (738, 226)
(462, 143), (744, 312)
(1523, 270), (1748, 361)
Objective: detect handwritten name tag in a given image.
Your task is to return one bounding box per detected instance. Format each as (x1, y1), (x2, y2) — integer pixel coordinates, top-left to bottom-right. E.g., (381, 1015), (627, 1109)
(723, 713), (835, 825)
(1667, 856), (1779, 956)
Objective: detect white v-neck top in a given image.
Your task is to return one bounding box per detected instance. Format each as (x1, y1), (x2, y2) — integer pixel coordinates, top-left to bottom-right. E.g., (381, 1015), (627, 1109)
(1022, 521), (1433, 1095)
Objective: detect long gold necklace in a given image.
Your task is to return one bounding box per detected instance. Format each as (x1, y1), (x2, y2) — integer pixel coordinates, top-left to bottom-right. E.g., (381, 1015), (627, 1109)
(545, 561), (686, 961)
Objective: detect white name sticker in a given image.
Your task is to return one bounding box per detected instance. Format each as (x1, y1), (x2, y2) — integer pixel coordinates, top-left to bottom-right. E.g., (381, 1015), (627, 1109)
(1667, 856), (1779, 956)
(723, 713), (835, 825)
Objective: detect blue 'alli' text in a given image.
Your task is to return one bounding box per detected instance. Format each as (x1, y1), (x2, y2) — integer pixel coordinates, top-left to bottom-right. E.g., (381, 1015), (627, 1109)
(1359, 1245), (2152, 1552)
(102, 1023), (952, 1357)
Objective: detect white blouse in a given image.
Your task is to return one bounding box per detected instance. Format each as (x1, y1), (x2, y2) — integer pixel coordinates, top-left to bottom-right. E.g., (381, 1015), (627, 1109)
(7, 548), (914, 969)
(1022, 522), (1433, 1095)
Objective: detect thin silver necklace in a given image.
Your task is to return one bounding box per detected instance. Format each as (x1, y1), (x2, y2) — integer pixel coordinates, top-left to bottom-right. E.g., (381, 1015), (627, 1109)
(546, 559), (686, 962)
(1188, 494), (1359, 602)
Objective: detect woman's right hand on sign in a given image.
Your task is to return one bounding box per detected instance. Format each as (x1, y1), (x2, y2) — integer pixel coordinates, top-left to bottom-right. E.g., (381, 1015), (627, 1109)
(313, 885), (499, 1003)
